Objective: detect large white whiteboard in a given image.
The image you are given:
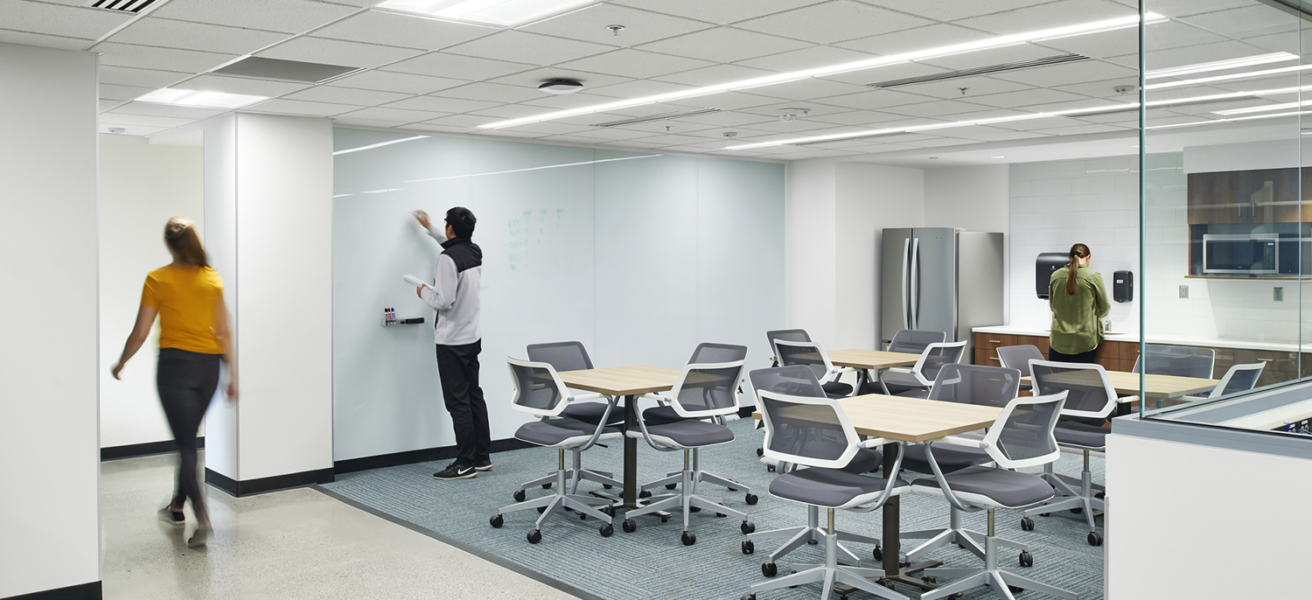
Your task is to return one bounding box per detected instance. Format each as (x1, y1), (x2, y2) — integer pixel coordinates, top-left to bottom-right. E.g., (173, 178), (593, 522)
(332, 129), (784, 462)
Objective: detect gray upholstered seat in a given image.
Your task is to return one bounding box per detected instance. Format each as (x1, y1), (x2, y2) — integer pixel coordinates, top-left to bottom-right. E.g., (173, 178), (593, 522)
(798, 438), (882, 473)
(645, 419), (735, 447)
(771, 468), (908, 508)
(1054, 421), (1108, 449)
(641, 404), (685, 425)
(564, 402), (625, 425)
(901, 443), (989, 474)
(912, 466), (1054, 508)
(515, 418), (619, 446)
(821, 381), (854, 397)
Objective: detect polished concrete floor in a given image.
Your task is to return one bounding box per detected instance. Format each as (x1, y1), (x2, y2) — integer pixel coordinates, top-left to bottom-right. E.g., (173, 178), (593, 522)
(100, 453), (580, 600)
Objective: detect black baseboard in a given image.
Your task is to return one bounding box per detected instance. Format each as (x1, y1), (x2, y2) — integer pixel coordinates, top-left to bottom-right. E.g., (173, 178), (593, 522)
(3, 581), (101, 600)
(101, 437), (204, 461)
(334, 437), (536, 475)
(205, 467), (334, 497)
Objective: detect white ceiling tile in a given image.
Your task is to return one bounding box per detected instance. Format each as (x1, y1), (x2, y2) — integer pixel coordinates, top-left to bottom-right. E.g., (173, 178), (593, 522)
(416, 114), (498, 128)
(284, 85), (410, 105)
(1053, 78), (1139, 99)
(384, 95), (498, 113)
(312, 9), (497, 51)
(501, 122), (593, 135)
(259, 36), (424, 69)
(1145, 0), (1252, 19)
(940, 125), (1054, 141)
(806, 110), (910, 126)
(101, 124), (168, 136)
(1181, 5), (1300, 39)
(435, 82), (543, 103)
(614, 0), (828, 25)
(151, 0), (360, 33)
(637, 28), (812, 64)
(960, 87), (1089, 108)
(100, 112), (195, 128)
(109, 18), (289, 56)
(556, 48), (714, 79)
(876, 99), (1000, 118)
(91, 42), (236, 73)
(0, 27), (91, 50)
(919, 43), (1078, 72)
(522, 3), (713, 47)
(953, 0), (1137, 36)
(653, 64), (776, 86)
(384, 52), (535, 80)
(443, 31), (612, 66)
(516, 91), (629, 109)
(486, 67), (632, 91)
(337, 106), (447, 123)
(468, 104), (559, 118)
(663, 91), (784, 111)
(735, 46), (877, 74)
(837, 24), (993, 59)
(900, 137), (982, 148)
(245, 98), (362, 117)
(99, 83), (155, 101)
(668, 110), (773, 128)
(992, 60), (1137, 88)
(4, 1), (133, 40)
(1239, 31), (1298, 54)
(1031, 123), (1129, 135)
(809, 89), (935, 111)
(402, 123), (471, 134)
(333, 117), (408, 128)
(987, 115), (1080, 131)
(736, 78), (869, 102)
(819, 62), (949, 87)
(99, 99), (123, 113)
(181, 74), (312, 97)
(328, 69), (467, 94)
(589, 79), (694, 99)
(852, 0), (1054, 21)
(556, 127), (664, 141)
(1015, 97), (1130, 114)
(1136, 41), (1271, 72)
(622, 133), (715, 146)
(99, 66), (189, 89)
(741, 118), (865, 134)
(105, 101), (226, 120)
(737, 1), (931, 45)
(473, 129), (550, 139)
(893, 76), (1035, 101)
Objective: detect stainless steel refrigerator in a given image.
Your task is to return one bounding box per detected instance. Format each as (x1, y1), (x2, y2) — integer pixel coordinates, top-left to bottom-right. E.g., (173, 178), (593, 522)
(880, 228), (1004, 357)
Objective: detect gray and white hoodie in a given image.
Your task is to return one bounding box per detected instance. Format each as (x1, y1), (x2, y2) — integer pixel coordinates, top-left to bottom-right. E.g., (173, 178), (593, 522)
(420, 226), (482, 346)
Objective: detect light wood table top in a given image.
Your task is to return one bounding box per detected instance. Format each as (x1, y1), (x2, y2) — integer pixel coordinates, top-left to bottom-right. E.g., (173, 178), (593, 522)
(1022, 370), (1218, 400)
(753, 394), (1001, 443)
(557, 365), (682, 396)
(826, 349), (922, 370)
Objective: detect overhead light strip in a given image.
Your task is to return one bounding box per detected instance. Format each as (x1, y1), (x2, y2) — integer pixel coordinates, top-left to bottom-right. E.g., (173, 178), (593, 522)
(135, 88), (268, 109)
(1144, 52), (1298, 80)
(1144, 63), (1312, 91)
(867, 54), (1089, 88)
(591, 108), (720, 127)
(333, 135), (429, 156)
(478, 13), (1166, 131)
(1145, 110), (1312, 130)
(1213, 99), (1312, 116)
(403, 154), (661, 183)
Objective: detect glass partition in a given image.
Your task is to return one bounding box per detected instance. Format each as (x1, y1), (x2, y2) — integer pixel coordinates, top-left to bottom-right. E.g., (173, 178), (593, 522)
(1141, 0), (1312, 435)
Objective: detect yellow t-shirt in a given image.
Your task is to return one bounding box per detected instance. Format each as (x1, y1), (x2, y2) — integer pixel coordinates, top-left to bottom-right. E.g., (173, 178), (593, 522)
(141, 266), (225, 354)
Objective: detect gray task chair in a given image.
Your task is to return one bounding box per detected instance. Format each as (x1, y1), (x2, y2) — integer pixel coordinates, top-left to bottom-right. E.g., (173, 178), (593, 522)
(1024, 360), (1117, 546)
(911, 392), (1078, 600)
(622, 355), (756, 545)
(741, 366), (885, 570)
(489, 358), (621, 544)
(996, 345), (1044, 393)
(766, 329), (812, 367)
(1185, 362), (1265, 401)
(775, 339), (855, 398)
(521, 341), (623, 497)
(1123, 344), (1217, 408)
(741, 389), (911, 600)
(877, 340), (968, 398)
(872, 330), (947, 395)
(902, 364), (1021, 563)
(641, 343), (755, 499)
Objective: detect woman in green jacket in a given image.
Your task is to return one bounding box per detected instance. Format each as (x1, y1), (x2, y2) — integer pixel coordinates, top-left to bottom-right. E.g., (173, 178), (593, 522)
(1049, 243), (1111, 363)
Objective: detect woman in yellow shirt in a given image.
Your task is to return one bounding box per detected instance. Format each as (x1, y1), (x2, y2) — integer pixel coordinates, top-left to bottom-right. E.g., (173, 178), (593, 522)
(111, 217), (237, 547)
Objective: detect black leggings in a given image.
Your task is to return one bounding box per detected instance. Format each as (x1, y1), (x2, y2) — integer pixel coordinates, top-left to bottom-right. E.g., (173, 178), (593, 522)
(157, 348), (220, 518)
(1048, 347), (1099, 364)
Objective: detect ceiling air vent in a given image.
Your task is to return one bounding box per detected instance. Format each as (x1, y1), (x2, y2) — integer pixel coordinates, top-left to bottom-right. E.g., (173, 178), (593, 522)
(1075, 94), (1262, 118)
(868, 54), (1091, 88)
(592, 108), (720, 127)
(212, 57), (363, 84)
(89, 0), (161, 12)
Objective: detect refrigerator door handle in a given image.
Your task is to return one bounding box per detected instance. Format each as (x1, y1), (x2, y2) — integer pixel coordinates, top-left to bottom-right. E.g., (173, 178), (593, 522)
(910, 237), (920, 330)
(901, 238), (911, 330)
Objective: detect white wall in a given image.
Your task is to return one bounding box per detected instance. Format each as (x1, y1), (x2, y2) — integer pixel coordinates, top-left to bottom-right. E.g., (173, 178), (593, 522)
(1106, 433), (1312, 599)
(785, 160), (838, 346)
(99, 134), (204, 449)
(0, 42), (100, 598)
(202, 114), (238, 479)
(925, 165), (1012, 323)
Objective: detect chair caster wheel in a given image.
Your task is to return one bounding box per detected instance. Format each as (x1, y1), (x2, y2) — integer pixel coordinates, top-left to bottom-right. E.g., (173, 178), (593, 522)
(756, 447), (764, 457)
(681, 531), (696, 546)
(877, 577), (894, 589)
(762, 562), (778, 577)
(745, 493), (759, 505)
(690, 506), (702, 513)
(579, 512), (587, 520)
(603, 484), (612, 489)
(1020, 517), (1035, 531)
(717, 513), (727, 518)
(741, 594), (757, 600)
(639, 490), (652, 499)
(621, 519), (636, 533)
(542, 483), (552, 489)
(599, 523), (614, 537)
(767, 465), (776, 472)
(513, 490), (526, 502)
(1009, 585), (1025, 593)
(728, 487), (738, 492)
(1095, 491), (1105, 499)
(1088, 531), (1103, 546)
(489, 514), (504, 528)
(741, 540), (754, 554)
(1070, 507), (1084, 515)
(872, 546), (883, 561)
(1020, 550), (1034, 568)
(808, 539), (818, 545)
(527, 530), (542, 544)
(537, 507), (546, 513)
(602, 505), (615, 518)
(660, 516), (670, 523)
(922, 576), (938, 584)
(741, 521), (756, 534)
(665, 483), (677, 490)
(1039, 513), (1050, 517)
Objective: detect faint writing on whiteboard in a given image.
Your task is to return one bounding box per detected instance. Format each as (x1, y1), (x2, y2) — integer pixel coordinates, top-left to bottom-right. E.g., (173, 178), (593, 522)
(507, 208), (564, 272)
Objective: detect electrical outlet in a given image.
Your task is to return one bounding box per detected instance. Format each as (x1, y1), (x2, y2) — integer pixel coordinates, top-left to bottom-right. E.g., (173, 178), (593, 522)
(1274, 287), (1284, 302)
(1179, 285), (1189, 299)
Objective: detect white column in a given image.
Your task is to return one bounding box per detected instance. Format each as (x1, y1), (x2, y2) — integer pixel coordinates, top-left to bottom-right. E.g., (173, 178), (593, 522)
(0, 43), (101, 598)
(202, 113), (334, 494)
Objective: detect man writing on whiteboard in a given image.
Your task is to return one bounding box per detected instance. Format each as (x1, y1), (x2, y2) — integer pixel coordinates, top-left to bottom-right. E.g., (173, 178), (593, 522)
(414, 207), (489, 480)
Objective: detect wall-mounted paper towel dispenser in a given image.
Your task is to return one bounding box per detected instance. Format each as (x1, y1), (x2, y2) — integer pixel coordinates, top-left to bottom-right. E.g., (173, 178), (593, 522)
(1113, 270), (1133, 302)
(1036, 252), (1069, 299)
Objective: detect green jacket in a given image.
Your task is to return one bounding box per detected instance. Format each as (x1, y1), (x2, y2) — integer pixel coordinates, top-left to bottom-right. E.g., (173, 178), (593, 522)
(1049, 265), (1111, 355)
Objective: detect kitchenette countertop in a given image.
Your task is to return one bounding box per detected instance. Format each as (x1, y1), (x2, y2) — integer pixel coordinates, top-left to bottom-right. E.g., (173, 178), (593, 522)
(972, 325), (1312, 354)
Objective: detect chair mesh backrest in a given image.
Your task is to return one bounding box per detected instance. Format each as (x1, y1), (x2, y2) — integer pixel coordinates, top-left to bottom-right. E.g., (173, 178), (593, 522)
(929, 363), (1020, 408)
(888, 329), (947, 354)
(760, 393), (851, 463)
(748, 366), (826, 399)
(1134, 344), (1215, 379)
(689, 342), (748, 364)
(775, 341), (828, 381)
(526, 341), (593, 372)
(992, 395), (1062, 464)
(750, 367), (848, 462)
(1030, 362), (1115, 415)
(673, 364), (742, 414)
(509, 362), (565, 412)
(766, 329), (811, 359)
(920, 342), (966, 382)
(997, 345), (1044, 377)
(1218, 363), (1264, 396)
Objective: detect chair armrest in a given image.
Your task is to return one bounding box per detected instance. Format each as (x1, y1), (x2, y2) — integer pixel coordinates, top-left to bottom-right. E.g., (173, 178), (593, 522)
(860, 437), (894, 449)
(568, 392), (606, 403)
(887, 367), (913, 375)
(1117, 395), (1140, 404)
(640, 393), (672, 404)
(939, 435), (986, 449)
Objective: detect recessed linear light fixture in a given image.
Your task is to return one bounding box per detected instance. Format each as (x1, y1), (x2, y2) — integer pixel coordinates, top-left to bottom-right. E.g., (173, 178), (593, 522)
(591, 108), (720, 128)
(1146, 109), (1312, 131)
(867, 54), (1089, 88)
(1144, 63), (1312, 91)
(1145, 52), (1298, 80)
(333, 135), (429, 156)
(1213, 99), (1312, 116)
(478, 12), (1166, 131)
(136, 88), (267, 108)
(375, 0), (597, 27)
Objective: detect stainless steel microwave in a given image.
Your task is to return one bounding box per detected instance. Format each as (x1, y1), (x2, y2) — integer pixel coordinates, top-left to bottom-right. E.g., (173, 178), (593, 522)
(1202, 233), (1279, 275)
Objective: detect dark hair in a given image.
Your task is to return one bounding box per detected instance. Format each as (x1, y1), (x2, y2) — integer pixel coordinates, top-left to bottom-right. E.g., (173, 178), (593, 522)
(446, 206), (476, 238)
(1066, 243), (1090, 296)
(164, 217), (209, 268)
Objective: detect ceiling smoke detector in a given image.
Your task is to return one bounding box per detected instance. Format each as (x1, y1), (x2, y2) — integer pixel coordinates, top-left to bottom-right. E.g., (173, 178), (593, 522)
(779, 108), (809, 122)
(107, 127), (126, 134)
(723, 132), (737, 139)
(1114, 85), (1138, 95)
(539, 78), (585, 95)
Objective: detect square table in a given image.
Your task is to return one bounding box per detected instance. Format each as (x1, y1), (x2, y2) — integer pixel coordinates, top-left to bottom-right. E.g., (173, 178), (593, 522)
(1021, 370), (1218, 403)
(754, 393), (1002, 590)
(789, 349), (922, 393)
(557, 365), (682, 508)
